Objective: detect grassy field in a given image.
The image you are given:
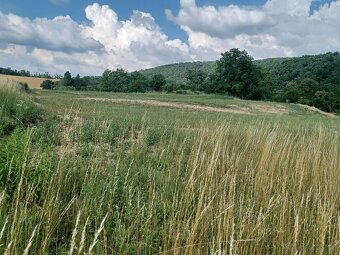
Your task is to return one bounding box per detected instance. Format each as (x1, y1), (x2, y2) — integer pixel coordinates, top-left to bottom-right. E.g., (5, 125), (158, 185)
(0, 74), (59, 90)
(0, 84), (339, 254)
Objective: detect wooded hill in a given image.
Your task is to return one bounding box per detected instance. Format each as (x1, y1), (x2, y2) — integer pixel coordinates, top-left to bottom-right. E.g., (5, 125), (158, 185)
(141, 53), (340, 90)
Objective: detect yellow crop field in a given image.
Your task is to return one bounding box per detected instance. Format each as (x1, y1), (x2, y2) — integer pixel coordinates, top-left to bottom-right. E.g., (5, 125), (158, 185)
(0, 74), (59, 89)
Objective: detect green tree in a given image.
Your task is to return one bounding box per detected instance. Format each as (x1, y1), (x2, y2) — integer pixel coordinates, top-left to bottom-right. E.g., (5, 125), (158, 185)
(101, 70), (111, 91)
(100, 69), (129, 92)
(40, 80), (55, 90)
(255, 69), (273, 100)
(63, 71), (72, 87)
(215, 48), (264, 99)
(282, 81), (301, 103)
(313, 91), (330, 110)
(73, 74), (84, 90)
(186, 70), (207, 91)
(203, 73), (219, 93)
(150, 74), (166, 91)
(281, 78), (319, 104)
(129, 72), (150, 92)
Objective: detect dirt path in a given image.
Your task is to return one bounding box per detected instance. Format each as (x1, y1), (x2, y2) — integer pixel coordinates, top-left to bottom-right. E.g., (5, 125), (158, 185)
(296, 104), (337, 118)
(76, 97), (291, 115)
(77, 97), (251, 114)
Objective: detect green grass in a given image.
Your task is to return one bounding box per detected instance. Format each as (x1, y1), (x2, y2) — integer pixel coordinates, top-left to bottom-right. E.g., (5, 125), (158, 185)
(0, 79), (41, 136)
(0, 87), (339, 254)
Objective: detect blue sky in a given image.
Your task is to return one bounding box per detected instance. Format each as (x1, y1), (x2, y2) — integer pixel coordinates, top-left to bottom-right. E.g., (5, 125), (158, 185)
(0, 1), (178, 38)
(0, 0), (339, 75)
(0, 0), (269, 41)
(0, 0), (331, 41)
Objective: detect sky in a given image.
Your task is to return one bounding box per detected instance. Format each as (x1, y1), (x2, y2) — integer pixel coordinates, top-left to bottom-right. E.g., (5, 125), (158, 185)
(0, 0), (339, 76)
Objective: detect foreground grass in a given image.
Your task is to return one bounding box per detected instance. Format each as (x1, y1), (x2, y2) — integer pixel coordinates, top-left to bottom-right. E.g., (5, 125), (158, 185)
(0, 88), (339, 254)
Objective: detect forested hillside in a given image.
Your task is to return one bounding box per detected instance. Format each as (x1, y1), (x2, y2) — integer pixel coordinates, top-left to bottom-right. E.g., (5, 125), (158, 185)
(139, 52), (340, 112)
(141, 53), (340, 90)
(140, 61), (217, 84)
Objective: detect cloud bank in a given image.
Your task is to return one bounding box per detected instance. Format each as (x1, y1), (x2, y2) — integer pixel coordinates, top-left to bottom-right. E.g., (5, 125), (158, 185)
(167, 0), (340, 59)
(0, 1), (340, 75)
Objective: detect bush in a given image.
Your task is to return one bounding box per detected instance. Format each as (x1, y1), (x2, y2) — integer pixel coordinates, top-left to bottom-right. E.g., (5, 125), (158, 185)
(162, 83), (181, 93)
(40, 80), (56, 90)
(297, 97), (311, 105)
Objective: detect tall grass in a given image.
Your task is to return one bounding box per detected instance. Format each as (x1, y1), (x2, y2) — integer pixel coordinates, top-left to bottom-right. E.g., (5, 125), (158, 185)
(0, 109), (339, 254)
(0, 79), (41, 135)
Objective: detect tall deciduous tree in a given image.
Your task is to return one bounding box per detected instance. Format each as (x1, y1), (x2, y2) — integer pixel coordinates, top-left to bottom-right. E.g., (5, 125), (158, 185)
(150, 74), (166, 91)
(63, 71), (72, 87)
(186, 70), (207, 91)
(73, 74), (83, 90)
(215, 48), (265, 99)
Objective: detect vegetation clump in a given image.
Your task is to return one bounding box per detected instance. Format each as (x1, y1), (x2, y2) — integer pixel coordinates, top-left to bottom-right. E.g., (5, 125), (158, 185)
(0, 79), (41, 135)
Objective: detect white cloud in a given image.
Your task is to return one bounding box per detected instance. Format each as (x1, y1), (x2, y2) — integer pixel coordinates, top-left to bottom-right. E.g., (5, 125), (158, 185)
(167, 0), (340, 60)
(265, 0), (313, 16)
(0, 4), (192, 75)
(83, 4), (191, 70)
(166, 2), (271, 38)
(0, 11), (101, 53)
(0, 1), (340, 75)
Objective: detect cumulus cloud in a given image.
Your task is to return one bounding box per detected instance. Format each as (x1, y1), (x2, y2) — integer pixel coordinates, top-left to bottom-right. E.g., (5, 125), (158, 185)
(0, 11), (101, 53)
(0, 4), (192, 75)
(167, 0), (340, 59)
(82, 4), (191, 69)
(0, 1), (340, 75)
(166, 2), (272, 38)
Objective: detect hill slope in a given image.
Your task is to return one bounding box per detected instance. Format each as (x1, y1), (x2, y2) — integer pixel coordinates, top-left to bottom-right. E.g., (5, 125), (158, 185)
(139, 59), (290, 84)
(140, 61), (217, 84)
(140, 53), (340, 89)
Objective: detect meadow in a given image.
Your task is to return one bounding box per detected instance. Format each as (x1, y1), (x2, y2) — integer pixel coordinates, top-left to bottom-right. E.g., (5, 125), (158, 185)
(0, 82), (339, 254)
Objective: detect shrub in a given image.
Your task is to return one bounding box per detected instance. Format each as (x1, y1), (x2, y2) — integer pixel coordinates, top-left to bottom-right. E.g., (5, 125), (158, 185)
(40, 80), (56, 90)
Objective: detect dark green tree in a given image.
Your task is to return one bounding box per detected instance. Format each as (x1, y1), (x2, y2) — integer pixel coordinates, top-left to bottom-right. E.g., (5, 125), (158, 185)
(215, 48), (265, 99)
(100, 70), (111, 91)
(150, 74), (166, 91)
(254, 69), (273, 100)
(203, 73), (219, 93)
(40, 80), (55, 90)
(100, 69), (129, 92)
(313, 90), (334, 112)
(281, 78), (319, 104)
(63, 71), (72, 86)
(186, 70), (207, 91)
(73, 74), (84, 90)
(129, 72), (150, 92)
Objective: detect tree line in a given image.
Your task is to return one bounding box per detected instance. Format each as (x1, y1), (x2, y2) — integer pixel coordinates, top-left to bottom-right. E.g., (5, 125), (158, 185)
(41, 49), (340, 113)
(0, 67), (61, 79)
(42, 70), (172, 93)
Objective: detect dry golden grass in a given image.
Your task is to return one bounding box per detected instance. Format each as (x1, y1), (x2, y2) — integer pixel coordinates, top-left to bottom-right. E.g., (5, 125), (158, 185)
(0, 114), (339, 254)
(0, 83), (339, 254)
(0, 74), (59, 90)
